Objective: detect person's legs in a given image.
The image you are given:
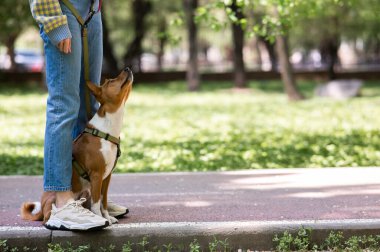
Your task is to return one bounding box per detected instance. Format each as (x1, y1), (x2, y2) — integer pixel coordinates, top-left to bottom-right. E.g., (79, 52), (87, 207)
(41, 0), (108, 230)
(42, 7), (82, 194)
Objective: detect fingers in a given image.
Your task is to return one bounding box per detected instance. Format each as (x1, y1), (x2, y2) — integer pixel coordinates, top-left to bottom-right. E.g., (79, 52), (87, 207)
(58, 41), (64, 52)
(57, 38), (72, 54)
(64, 39), (71, 54)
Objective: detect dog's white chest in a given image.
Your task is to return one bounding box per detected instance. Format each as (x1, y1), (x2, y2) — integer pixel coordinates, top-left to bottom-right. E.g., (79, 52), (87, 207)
(100, 139), (118, 179)
(89, 106), (124, 180)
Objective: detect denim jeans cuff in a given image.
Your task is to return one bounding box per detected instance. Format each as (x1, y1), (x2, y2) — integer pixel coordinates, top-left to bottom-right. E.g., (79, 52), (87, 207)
(44, 186), (72, 192)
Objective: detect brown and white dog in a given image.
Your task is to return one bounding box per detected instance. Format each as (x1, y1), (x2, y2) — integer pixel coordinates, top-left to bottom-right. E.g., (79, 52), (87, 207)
(21, 67), (133, 225)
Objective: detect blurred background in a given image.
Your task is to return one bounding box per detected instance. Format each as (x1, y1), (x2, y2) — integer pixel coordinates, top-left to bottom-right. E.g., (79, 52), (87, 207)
(1, 1), (380, 86)
(0, 0), (379, 175)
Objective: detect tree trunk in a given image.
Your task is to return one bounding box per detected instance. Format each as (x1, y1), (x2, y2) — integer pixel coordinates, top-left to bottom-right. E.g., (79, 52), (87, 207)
(319, 17), (340, 80)
(123, 0), (152, 72)
(275, 35), (304, 101)
(320, 37), (340, 80)
(230, 0), (246, 88)
(6, 34), (18, 71)
(254, 38), (263, 69)
(157, 18), (167, 71)
(184, 0), (199, 91)
(258, 36), (277, 71)
(101, 5), (119, 75)
(327, 39), (339, 80)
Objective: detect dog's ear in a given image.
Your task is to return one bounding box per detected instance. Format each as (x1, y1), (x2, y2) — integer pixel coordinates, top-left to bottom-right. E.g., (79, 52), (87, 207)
(86, 81), (102, 98)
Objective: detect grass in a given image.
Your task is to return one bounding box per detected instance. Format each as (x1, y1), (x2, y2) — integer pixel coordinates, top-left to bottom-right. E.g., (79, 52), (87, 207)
(273, 227), (380, 251)
(0, 80), (380, 175)
(2, 229), (380, 251)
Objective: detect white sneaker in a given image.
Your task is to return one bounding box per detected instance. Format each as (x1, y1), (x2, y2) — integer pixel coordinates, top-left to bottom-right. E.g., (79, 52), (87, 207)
(45, 198), (109, 231)
(107, 200), (129, 218)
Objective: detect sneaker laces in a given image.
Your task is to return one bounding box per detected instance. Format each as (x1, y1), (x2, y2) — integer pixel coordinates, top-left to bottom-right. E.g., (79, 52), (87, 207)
(69, 198), (96, 215)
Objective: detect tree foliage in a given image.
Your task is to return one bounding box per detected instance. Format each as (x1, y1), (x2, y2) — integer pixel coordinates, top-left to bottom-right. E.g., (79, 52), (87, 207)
(0, 0), (33, 42)
(195, 0), (373, 42)
(0, 0), (34, 70)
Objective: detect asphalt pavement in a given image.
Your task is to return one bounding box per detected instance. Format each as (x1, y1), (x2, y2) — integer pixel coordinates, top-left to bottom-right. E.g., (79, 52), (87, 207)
(1, 167), (380, 250)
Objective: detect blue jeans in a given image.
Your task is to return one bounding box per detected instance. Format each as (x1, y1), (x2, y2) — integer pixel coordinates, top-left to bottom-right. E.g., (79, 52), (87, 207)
(42, 0), (103, 191)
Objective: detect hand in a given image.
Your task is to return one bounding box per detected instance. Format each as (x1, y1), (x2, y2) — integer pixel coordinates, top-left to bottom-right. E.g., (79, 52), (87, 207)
(57, 38), (71, 54)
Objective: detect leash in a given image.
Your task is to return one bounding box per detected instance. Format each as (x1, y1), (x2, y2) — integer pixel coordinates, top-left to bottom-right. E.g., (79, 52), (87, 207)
(60, 0), (98, 120)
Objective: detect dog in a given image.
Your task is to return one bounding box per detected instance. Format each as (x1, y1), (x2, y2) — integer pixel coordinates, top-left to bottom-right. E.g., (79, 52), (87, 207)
(21, 67), (133, 225)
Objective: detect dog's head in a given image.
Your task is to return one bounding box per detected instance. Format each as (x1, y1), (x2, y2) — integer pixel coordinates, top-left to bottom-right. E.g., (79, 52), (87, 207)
(87, 67), (133, 117)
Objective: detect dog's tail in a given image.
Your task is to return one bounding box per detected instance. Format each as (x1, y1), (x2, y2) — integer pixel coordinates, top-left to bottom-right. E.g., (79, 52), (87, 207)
(20, 202), (43, 221)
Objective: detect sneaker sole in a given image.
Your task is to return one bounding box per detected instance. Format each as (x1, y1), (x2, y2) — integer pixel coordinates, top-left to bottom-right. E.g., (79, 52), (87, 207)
(44, 220), (109, 231)
(109, 208), (129, 219)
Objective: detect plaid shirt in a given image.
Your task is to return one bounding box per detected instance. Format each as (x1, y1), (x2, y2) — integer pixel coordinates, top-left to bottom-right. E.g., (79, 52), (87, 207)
(29, 0), (72, 46)
(30, 0), (67, 33)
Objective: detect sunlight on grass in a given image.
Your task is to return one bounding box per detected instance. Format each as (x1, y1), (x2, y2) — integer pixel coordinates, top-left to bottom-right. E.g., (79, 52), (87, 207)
(0, 81), (380, 175)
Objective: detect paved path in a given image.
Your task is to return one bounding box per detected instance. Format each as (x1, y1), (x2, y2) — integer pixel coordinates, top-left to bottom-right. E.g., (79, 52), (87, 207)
(1, 168), (380, 250)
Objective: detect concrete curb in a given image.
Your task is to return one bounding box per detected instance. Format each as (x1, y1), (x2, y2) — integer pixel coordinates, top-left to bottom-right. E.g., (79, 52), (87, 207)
(3, 219), (380, 251)
(0, 226), (50, 250)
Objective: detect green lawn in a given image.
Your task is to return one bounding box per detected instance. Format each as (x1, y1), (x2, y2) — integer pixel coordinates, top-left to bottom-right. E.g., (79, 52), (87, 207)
(1, 80), (380, 175)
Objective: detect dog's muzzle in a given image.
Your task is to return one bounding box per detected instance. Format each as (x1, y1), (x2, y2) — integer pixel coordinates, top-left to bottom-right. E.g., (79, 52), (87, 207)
(123, 67), (133, 82)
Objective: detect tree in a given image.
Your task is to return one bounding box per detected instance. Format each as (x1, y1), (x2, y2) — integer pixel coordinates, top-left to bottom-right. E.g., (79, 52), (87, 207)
(123, 0), (152, 72)
(319, 17), (340, 80)
(272, 5), (304, 100)
(0, 0), (33, 71)
(195, 0), (372, 100)
(251, 10), (277, 70)
(197, 0), (248, 88)
(101, 3), (119, 75)
(184, 0), (200, 91)
(276, 35), (304, 100)
(148, 0), (183, 71)
(196, 0), (304, 100)
(252, 1), (307, 100)
(288, 2), (351, 80)
(156, 18), (167, 71)
(103, 0), (182, 73)
(229, 0), (247, 88)
(258, 36), (277, 71)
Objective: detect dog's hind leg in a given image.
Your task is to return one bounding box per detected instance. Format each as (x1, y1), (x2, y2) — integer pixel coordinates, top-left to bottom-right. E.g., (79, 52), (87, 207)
(41, 192), (56, 223)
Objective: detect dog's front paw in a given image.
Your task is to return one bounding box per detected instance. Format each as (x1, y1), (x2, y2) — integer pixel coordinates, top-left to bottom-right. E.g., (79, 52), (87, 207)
(109, 216), (118, 224)
(101, 210), (118, 225)
(105, 215), (118, 225)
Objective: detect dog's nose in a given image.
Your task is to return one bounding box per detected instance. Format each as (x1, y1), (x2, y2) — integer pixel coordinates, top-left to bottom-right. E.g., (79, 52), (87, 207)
(124, 67), (133, 82)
